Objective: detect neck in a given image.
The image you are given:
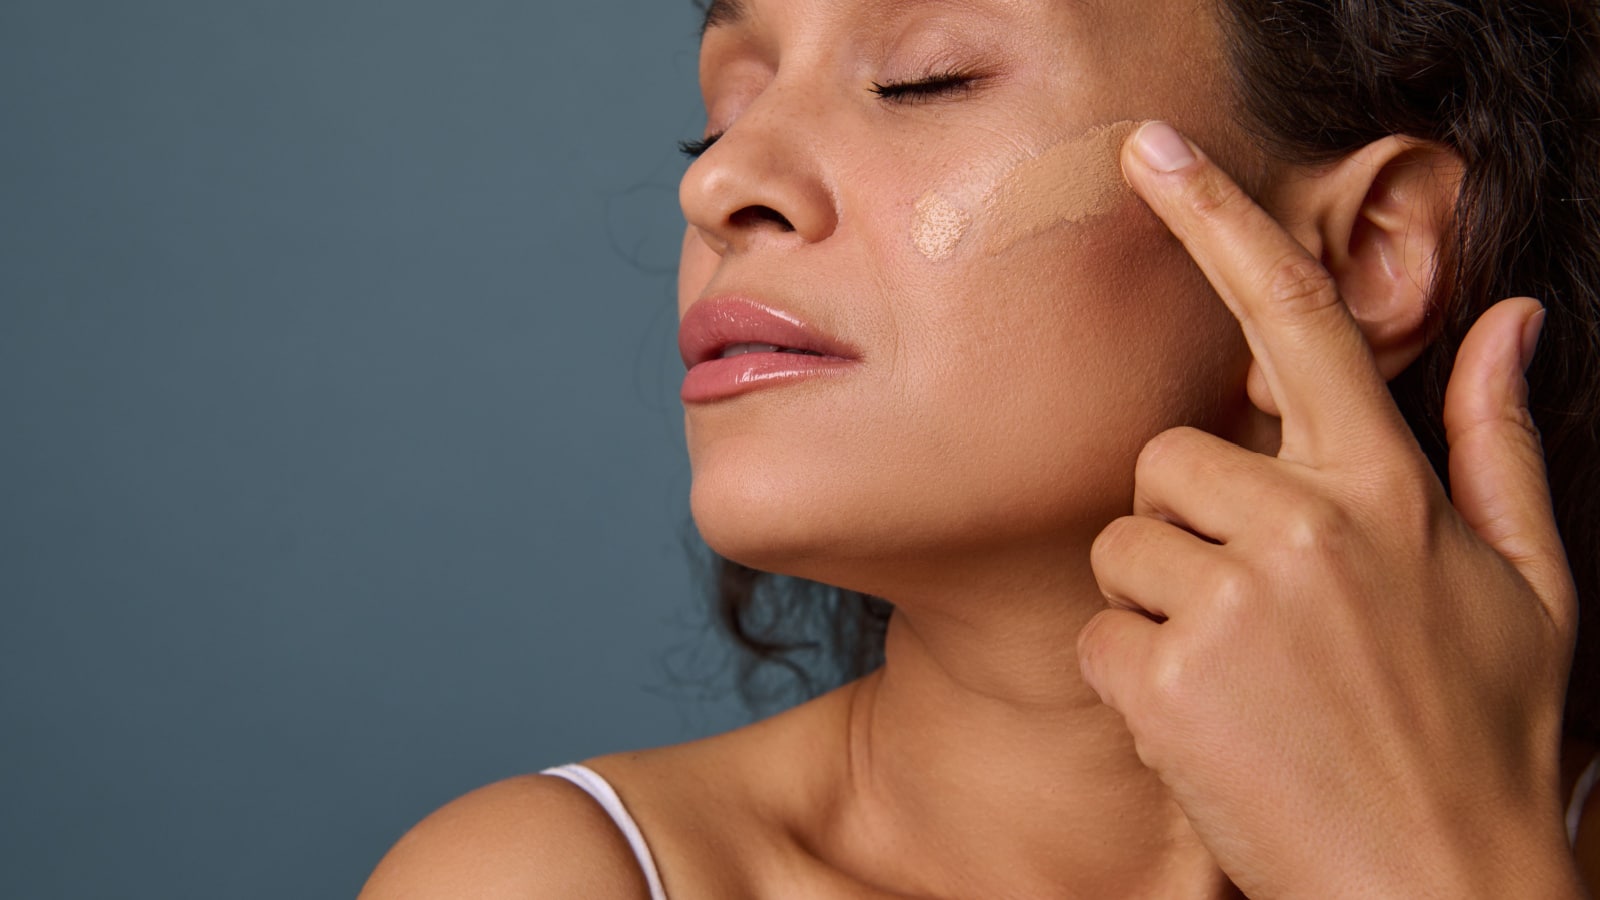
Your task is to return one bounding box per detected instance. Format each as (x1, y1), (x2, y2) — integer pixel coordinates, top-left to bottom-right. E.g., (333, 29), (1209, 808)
(821, 550), (1239, 899)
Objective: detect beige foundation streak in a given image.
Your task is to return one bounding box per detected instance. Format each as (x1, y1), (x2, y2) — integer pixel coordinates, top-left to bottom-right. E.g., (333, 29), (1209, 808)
(981, 119), (1137, 253)
(910, 120), (1137, 261)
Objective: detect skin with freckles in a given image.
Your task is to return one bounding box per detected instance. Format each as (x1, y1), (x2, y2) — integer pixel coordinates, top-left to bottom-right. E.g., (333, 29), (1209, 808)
(356, 0), (1598, 897)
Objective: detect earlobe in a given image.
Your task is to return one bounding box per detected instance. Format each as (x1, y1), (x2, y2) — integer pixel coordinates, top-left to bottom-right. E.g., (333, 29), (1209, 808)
(1264, 136), (1465, 382)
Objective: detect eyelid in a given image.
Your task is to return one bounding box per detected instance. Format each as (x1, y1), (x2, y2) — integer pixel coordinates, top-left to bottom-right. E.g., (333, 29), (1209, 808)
(680, 66), (983, 158)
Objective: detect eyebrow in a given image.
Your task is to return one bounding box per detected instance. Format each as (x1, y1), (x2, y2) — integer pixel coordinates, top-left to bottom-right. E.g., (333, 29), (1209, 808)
(698, 0), (747, 37)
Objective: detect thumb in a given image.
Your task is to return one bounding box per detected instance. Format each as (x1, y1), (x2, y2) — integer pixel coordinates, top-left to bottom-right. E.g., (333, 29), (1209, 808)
(1442, 297), (1572, 608)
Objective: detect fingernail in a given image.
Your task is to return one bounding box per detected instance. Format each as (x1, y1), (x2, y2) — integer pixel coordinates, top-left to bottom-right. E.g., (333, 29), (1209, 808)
(1520, 307), (1546, 374)
(1133, 122), (1197, 173)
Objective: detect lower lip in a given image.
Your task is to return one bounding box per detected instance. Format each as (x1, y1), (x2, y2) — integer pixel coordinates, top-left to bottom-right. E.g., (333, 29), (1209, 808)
(681, 353), (857, 403)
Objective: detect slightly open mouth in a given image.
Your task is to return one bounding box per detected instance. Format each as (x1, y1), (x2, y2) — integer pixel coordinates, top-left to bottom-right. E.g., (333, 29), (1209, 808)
(719, 342), (828, 359)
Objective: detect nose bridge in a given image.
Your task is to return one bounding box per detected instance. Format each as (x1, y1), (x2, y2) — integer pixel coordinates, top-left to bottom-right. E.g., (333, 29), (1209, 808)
(679, 73), (839, 252)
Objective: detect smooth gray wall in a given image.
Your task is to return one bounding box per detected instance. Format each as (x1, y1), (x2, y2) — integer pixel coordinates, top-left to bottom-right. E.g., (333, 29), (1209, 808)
(0, 3), (751, 897)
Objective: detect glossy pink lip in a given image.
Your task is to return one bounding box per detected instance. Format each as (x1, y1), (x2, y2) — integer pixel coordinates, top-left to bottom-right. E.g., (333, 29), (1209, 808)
(678, 297), (860, 402)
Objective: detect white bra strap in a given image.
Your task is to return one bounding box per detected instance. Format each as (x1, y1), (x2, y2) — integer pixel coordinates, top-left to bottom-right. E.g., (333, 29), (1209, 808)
(1569, 753), (1600, 848)
(541, 764), (668, 900)
(548, 755), (1598, 879)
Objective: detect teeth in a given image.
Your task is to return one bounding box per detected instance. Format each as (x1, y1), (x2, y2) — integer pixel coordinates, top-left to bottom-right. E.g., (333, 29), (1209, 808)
(719, 343), (825, 359)
(721, 342), (783, 358)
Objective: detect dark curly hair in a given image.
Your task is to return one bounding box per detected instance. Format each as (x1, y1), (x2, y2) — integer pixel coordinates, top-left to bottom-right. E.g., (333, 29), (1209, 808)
(693, 0), (1600, 742)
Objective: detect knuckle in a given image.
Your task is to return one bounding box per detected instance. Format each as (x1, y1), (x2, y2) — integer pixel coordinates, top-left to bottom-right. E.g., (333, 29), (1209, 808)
(1442, 390), (1546, 452)
(1263, 254), (1339, 317)
(1204, 562), (1257, 619)
(1508, 403), (1545, 447)
(1443, 405), (1547, 475)
(1280, 496), (1348, 557)
(1145, 640), (1195, 717)
(1136, 427), (1193, 479)
(1183, 166), (1248, 221)
(1091, 516), (1141, 570)
(1076, 611), (1108, 663)
(1126, 725), (1172, 772)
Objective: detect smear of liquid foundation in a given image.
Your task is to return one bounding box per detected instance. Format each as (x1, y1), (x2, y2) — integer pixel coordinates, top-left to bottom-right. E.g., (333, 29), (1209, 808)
(910, 192), (973, 264)
(911, 120), (1137, 261)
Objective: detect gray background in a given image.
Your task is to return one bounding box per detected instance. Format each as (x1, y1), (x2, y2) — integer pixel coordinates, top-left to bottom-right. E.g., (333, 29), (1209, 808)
(0, 2), (753, 897)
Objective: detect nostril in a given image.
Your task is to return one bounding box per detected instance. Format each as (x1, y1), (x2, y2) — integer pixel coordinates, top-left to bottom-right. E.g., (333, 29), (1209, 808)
(729, 205), (795, 232)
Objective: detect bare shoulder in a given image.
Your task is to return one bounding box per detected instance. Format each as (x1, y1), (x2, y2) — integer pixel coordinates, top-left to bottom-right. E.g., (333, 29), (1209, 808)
(358, 679), (867, 900)
(571, 679), (868, 897)
(356, 773), (653, 900)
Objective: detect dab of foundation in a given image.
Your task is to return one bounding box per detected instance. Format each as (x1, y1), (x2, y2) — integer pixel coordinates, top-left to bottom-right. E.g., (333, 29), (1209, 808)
(911, 120), (1137, 261)
(910, 192), (972, 262)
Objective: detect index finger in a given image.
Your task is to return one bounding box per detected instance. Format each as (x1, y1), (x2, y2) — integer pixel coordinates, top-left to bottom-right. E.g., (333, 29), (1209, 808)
(1120, 121), (1411, 462)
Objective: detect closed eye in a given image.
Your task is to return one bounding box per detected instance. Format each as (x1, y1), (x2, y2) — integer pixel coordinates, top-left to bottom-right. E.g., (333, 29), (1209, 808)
(680, 70), (980, 159)
(869, 71), (979, 103)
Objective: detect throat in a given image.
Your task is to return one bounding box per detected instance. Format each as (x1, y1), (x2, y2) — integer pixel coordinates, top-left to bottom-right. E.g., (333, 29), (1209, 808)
(818, 612), (1238, 899)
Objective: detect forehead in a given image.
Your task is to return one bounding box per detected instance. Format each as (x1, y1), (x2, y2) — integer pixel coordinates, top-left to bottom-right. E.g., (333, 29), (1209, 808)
(697, 0), (1202, 43)
(689, 0), (1253, 193)
(691, 0), (1225, 93)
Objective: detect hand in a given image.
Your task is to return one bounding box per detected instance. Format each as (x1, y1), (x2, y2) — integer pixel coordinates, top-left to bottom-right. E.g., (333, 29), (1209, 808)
(1076, 122), (1584, 898)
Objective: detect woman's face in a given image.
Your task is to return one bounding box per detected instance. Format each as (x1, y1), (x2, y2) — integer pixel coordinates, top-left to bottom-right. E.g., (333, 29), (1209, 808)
(678, 0), (1265, 595)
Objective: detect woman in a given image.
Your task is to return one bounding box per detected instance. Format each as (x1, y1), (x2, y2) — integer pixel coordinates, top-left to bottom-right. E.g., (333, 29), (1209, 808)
(360, 0), (1600, 896)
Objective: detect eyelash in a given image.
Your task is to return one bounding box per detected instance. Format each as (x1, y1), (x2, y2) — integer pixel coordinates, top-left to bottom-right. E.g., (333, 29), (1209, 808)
(869, 71), (979, 103)
(678, 134), (722, 159)
(678, 71), (979, 159)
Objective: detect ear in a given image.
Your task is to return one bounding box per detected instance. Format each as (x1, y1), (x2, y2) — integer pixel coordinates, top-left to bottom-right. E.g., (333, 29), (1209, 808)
(1252, 136), (1464, 412)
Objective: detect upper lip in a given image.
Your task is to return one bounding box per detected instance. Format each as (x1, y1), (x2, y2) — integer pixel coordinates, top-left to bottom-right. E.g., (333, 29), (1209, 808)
(678, 296), (859, 370)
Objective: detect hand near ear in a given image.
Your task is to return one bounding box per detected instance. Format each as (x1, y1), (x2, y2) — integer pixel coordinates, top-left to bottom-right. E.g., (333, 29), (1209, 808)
(1445, 297), (1569, 603)
(1077, 122), (1585, 898)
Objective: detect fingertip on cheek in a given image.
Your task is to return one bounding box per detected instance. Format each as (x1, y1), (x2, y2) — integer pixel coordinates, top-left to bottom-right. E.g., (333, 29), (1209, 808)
(1131, 121), (1199, 174)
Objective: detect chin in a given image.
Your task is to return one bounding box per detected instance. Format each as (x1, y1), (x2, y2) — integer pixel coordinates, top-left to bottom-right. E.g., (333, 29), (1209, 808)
(687, 471), (922, 598)
(687, 451), (845, 579)
(686, 439), (1089, 599)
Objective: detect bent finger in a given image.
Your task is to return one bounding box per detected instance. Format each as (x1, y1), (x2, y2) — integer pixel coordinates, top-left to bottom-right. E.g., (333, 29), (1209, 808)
(1132, 425), (1300, 543)
(1091, 513), (1222, 621)
(1077, 607), (1161, 717)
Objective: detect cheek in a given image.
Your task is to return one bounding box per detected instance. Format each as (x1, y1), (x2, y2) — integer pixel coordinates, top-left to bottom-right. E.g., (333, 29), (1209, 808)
(914, 202), (1244, 424)
(868, 202), (1249, 534)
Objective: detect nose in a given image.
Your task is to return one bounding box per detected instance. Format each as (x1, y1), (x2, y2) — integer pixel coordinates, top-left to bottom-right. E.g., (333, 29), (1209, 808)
(679, 83), (840, 256)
